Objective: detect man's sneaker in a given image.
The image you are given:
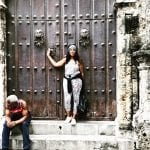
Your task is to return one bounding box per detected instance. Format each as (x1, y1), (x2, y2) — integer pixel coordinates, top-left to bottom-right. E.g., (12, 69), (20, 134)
(64, 116), (72, 123)
(70, 118), (76, 126)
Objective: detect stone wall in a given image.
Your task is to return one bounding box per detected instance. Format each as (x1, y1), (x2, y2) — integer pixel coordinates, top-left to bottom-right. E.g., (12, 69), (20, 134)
(115, 0), (137, 131)
(0, 0), (6, 118)
(116, 0), (150, 149)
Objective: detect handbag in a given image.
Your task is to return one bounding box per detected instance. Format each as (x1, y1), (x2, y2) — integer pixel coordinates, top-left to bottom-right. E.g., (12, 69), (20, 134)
(77, 81), (88, 113)
(78, 92), (88, 113)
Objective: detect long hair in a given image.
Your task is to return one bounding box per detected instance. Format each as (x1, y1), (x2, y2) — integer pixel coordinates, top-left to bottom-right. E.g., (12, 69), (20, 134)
(66, 51), (80, 64)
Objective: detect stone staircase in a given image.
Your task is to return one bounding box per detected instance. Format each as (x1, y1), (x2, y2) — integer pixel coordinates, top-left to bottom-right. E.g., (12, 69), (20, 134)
(8, 120), (134, 150)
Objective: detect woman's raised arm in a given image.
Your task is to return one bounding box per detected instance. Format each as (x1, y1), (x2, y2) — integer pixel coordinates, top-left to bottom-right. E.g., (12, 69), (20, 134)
(47, 48), (66, 67)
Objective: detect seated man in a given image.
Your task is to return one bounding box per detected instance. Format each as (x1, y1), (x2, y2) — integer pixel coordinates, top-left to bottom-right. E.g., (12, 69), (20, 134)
(2, 95), (31, 150)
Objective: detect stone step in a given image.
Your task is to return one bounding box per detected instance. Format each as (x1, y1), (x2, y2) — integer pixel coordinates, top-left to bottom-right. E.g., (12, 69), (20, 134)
(10, 134), (134, 150)
(12, 120), (116, 136)
(32, 120), (115, 136)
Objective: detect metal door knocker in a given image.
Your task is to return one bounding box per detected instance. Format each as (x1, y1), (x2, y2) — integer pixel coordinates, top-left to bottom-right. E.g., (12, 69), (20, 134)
(79, 28), (90, 47)
(34, 29), (45, 47)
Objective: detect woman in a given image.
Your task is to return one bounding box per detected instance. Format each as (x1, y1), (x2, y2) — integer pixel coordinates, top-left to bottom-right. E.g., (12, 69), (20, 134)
(47, 45), (84, 125)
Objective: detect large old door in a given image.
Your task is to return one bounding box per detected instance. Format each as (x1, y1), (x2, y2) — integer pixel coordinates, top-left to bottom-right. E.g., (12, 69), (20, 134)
(6, 0), (116, 120)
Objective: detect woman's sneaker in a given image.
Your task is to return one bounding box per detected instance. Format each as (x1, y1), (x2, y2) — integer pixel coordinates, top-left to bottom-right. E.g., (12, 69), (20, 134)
(70, 118), (76, 126)
(64, 117), (72, 123)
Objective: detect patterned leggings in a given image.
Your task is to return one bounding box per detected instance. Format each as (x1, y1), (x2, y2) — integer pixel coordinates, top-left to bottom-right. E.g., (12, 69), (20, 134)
(63, 78), (82, 114)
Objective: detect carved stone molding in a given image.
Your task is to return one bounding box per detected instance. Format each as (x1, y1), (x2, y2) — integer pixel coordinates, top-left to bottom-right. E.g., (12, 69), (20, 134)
(114, 1), (136, 10)
(132, 48), (150, 149)
(132, 50), (150, 64)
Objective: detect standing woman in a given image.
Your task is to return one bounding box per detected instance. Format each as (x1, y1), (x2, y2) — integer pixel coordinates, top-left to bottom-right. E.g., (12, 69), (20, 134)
(47, 45), (84, 125)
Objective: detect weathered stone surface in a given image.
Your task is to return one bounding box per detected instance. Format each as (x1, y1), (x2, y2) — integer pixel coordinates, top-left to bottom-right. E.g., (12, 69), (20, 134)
(0, 0), (6, 119)
(133, 47), (150, 149)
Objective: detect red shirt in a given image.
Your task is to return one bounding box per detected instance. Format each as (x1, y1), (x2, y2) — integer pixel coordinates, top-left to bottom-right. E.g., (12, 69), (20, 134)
(7, 100), (24, 121)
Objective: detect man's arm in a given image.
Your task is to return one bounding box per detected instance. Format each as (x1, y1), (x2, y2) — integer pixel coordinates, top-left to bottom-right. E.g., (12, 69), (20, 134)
(5, 109), (11, 123)
(47, 48), (66, 67)
(5, 109), (16, 128)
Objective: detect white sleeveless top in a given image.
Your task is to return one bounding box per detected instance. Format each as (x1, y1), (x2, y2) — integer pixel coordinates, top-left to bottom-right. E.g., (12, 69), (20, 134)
(65, 60), (80, 78)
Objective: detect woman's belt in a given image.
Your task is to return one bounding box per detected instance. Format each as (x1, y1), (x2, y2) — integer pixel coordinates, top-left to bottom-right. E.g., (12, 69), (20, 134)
(64, 73), (82, 93)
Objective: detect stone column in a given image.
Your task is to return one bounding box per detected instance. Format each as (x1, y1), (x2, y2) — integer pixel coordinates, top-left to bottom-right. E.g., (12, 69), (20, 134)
(133, 50), (150, 150)
(0, 0), (6, 119)
(114, 1), (137, 133)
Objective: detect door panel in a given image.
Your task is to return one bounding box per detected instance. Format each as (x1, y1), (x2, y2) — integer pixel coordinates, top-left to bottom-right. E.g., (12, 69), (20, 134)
(17, 20), (31, 105)
(47, 0), (60, 20)
(47, 21), (59, 118)
(6, 0), (116, 120)
(78, 0), (92, 19)
(32, 0), (45, 20)
(107, 18), (116, 118)
(64, 0), (76, 20)
(16, 0), (31, 19)
(94, 0), (106, 19)
(92, 20), (106, 119)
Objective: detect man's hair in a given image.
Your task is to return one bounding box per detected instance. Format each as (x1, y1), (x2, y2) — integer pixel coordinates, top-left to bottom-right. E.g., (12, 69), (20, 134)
(6, 95), (18, 103)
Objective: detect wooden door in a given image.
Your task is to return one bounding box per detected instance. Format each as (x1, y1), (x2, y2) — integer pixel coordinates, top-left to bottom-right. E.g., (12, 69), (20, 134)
(6, 0), (116, 120)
